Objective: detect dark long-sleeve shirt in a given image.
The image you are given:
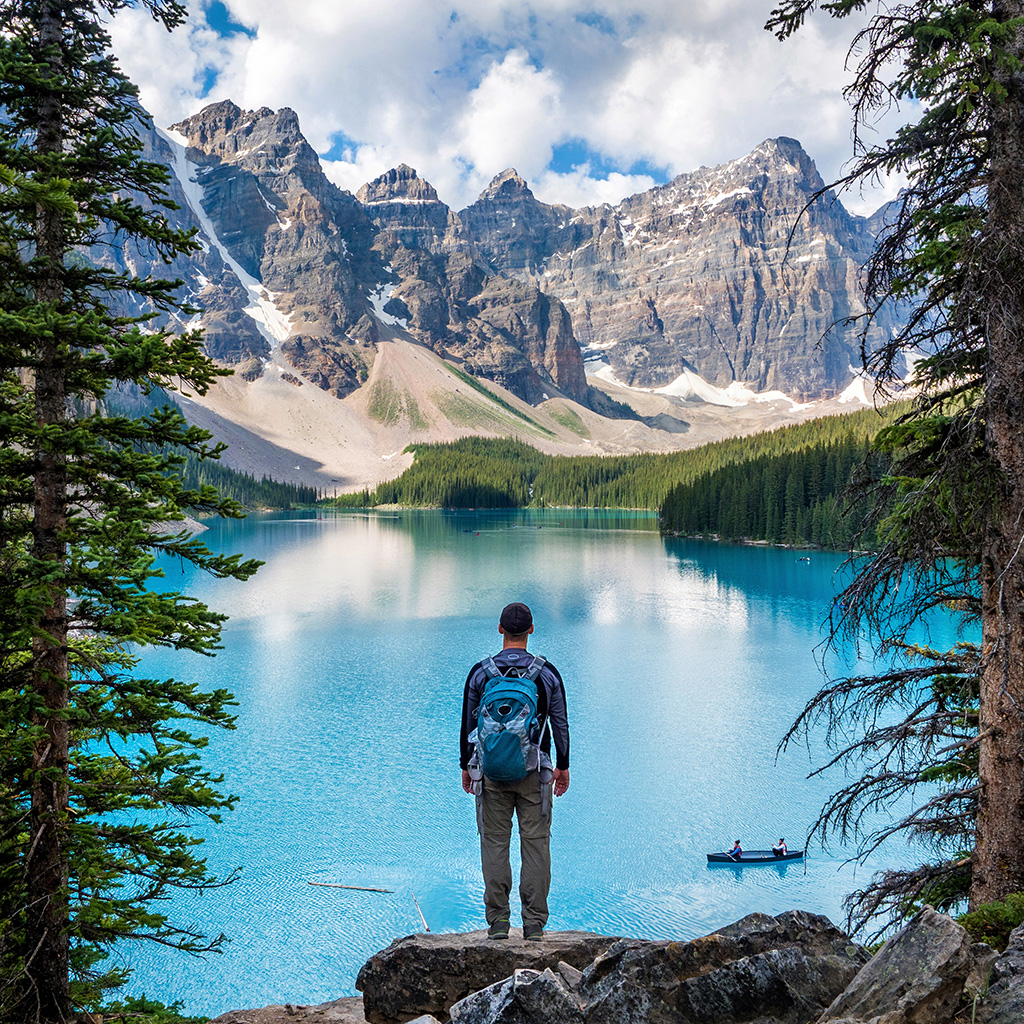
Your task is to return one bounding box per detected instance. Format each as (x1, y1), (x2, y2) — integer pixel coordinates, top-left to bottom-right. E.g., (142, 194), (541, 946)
(460, 648), (570, 771)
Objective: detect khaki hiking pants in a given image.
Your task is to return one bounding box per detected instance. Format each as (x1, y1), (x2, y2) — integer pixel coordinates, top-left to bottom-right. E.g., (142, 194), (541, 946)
(478, 771), (552, 928)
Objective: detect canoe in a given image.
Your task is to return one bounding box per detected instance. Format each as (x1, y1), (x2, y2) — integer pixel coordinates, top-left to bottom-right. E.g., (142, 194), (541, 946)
(707, 850), (804, 863)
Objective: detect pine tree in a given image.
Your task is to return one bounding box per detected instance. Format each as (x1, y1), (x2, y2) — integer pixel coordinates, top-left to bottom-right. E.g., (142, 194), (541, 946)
(768, 0), (1024, 925)
(0, 2), (259, 1019)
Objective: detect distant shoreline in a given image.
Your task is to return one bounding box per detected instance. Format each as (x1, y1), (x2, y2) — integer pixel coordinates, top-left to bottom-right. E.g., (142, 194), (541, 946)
(309, 504), (852, 553)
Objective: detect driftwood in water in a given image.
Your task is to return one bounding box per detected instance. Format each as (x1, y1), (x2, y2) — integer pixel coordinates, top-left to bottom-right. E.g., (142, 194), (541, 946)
(307, 881), (394, 893)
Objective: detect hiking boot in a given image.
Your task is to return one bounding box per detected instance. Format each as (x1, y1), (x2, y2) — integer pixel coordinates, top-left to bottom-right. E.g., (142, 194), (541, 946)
(488, 919), (510, 940)
(523, 923), (544, 941)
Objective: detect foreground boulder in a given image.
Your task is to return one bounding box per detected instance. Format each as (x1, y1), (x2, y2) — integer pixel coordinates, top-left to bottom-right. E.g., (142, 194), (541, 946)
(356, 930), (619, 1024)
(214, 908), (1022, 1024)
(973, 921), (1024, 1023)
(817, 907), (973, 1024)
(579, 910), (867, 1024)
(449, 967), (585, 1024)
(357, 912), (867, 1024)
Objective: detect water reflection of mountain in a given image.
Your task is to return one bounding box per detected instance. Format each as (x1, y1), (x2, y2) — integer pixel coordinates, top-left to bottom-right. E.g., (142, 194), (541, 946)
(197, 507), (658, 560)
(663, 537), (847, 611)
(374, 507), (661, 545)
(663, 537), (971, 663)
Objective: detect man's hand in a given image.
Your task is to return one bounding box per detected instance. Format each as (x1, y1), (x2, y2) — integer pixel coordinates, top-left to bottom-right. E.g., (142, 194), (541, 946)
(462, 769), (474, 794)
(553, 768), (570, 796)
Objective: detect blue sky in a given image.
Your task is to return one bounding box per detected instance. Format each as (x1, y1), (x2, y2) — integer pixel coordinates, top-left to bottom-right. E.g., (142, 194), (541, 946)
(111, 0), (907, 213)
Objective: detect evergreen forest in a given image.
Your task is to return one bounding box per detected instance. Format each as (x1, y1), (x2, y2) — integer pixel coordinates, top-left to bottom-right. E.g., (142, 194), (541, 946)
(176, 458), (320, 510)
(658, 432), (884, 547)
(325, 405), (900, 550)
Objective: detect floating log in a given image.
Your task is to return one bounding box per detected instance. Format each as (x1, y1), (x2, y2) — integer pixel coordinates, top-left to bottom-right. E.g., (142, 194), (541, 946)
(411, 892), (430, 932)
(307, 881), (394, 893)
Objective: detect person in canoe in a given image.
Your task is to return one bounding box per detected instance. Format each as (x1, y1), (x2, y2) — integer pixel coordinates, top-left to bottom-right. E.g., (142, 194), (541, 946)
(772, 838), (788, 857)
(728, 840), (742, 860)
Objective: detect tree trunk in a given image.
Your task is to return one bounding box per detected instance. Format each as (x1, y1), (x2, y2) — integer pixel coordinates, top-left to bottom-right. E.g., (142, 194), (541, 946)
(972, 0), (1024, 909)
(26, 1), (71, 1018)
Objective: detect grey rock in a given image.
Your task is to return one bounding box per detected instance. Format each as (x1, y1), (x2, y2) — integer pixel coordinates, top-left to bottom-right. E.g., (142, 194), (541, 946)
(358, 164), (443, 206)
(449, 974), (516, 1024)
(973, 922), (1024, 1024)
(581, 913), (868, 1024)
(356, 929), (620, 1024)
(195, 247), (271, 366)
(458, 169), (578, 281)
(85, 117), (270, 372)
(558, 961), (584, 991)
(357, 165), (455, 252)
(681, 947), (865, 1024)
(466, 275), (588, 403)
(279, 334), (369, 397)
(364, 174), (590, 405)
(579, 910), (867, 1024)
(210, 996), (367, 1024)
(122, 100), (900, 426)
(449, 968), (584, 1024)
(817, 906), (973, 1024)
(516, 968), (585, 1024)
(965, 942), (999, 999)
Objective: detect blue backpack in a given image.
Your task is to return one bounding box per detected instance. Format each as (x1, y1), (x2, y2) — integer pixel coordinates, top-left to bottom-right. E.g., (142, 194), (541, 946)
(470, 655), (547, 782)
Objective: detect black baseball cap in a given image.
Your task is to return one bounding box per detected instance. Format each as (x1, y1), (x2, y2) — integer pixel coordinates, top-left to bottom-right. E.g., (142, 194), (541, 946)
(499, 602), (533, 634)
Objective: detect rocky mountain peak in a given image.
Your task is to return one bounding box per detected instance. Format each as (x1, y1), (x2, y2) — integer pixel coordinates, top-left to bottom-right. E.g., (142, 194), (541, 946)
(453, 134), (895, 400)
(456, 169), (575, 279)
(636, 136), (823, 221)
(758, 135), (812, 164)
(171, 102), (308, 169)
(165, 99), (384, 397)
(478, 168), (534, 202)
(141, 95), (900, 433)
(357, 164), (441, 205)
(745, 136), (824, 188)
(170, 98), (243, 142)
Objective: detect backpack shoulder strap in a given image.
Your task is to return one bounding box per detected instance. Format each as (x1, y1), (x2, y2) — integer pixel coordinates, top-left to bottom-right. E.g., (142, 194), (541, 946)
(482, 654), (545, 682)
(523, 655), (546, 680)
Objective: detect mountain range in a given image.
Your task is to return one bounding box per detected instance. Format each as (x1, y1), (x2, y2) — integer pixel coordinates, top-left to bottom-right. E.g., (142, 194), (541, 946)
(109, 100), (892, 490)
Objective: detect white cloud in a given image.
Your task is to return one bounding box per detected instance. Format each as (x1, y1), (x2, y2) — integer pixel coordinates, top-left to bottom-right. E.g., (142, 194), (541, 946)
(455, 49), (561, 182)
(107, 7), (249, 130)
(533, 167), (656, 210)
(320, 152), (388, 200)
(109, 0), (911, 214)
(567, 22), (855, 181)
(840, 167), (910, 218)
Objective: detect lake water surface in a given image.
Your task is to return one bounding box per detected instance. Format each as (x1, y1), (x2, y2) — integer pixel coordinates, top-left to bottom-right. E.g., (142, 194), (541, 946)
(125, 510), (955, 1015)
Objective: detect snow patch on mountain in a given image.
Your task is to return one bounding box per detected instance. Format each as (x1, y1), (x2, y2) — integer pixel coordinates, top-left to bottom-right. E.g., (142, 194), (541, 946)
(586, 358), (813, 410)
(160, 127), (295, 348)
(707, 186), (753, 207)
(368, 274), (408, 328)
(654, 367), (746, 407)
(838, 368), (874, 405)
(360, 198), (440, 206)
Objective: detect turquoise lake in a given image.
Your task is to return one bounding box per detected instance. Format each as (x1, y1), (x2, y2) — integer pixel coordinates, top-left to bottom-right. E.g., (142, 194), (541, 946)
(124, 509), (956, 1016)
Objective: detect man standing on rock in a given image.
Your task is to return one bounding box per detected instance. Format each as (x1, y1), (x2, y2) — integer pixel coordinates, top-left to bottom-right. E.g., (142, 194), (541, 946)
(460, 602), (570, 941)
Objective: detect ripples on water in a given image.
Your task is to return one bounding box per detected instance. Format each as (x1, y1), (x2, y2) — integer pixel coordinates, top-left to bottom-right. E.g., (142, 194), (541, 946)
(123, 510), (959, 1015)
